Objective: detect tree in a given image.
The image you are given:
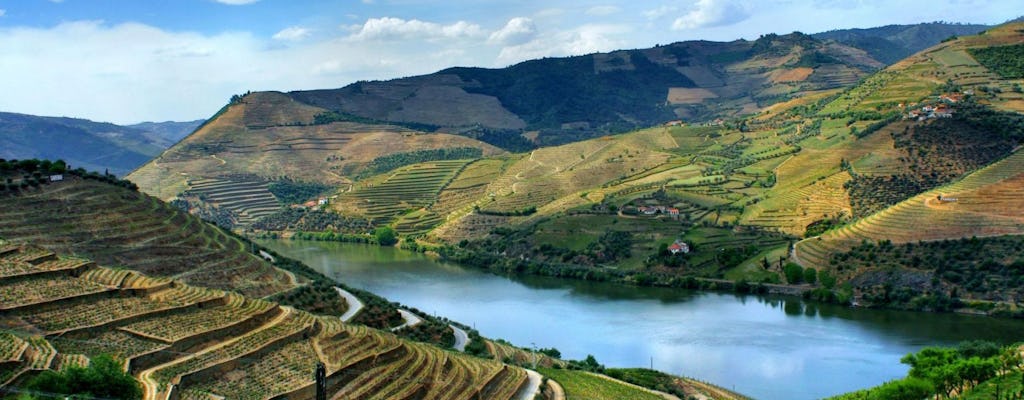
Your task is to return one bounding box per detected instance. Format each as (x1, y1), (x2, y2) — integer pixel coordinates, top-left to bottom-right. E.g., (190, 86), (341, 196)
(819, 270), (837, 289)
(783, 262), (804, 284)
(26, 354), (142, 400)
(802, 267), (817, 284)
(374, 226), (398, 246)
(870, 377), (934, 400)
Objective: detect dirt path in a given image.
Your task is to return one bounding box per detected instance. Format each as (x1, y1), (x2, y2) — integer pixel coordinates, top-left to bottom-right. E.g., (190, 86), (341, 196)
(390, 309), (423, 331)
(584, 372), (681, 400)
(137, 306), (294, 400)
(333, 287), (364, 322)
(513, 369), (543, 400)
(450, 324), (469, 352)
(546, 378), (566, 400)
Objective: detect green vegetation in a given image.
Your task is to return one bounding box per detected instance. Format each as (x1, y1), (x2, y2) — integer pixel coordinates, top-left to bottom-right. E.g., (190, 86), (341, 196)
(969, 44), (1024, 79)
(267, 179), (330, 204)
(359, 147), (483, 178)
(828, 236), (1024, 313)
(828, 341), (1023, 400)
(846, 100), (1024, 218)
(540, 368), (665, 400)
(605, 368), (689, 398)
(373, 226), (398, 246)
(267, 280), (348, 316)
(253, 208), (372, 234)
(25, 354), (142, 400)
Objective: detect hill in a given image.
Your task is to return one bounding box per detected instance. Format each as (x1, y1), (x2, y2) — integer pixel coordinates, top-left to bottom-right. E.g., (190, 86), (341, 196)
(0, 165), (742, 400)
(128, 120), (205, 144)
(813, 22), (991, 64)
(129, 22), (1024, 312)
(0, 112), (194, 176)
(0, 243), (532, 400)
(291, 31), (881, 146)
(127, 91), (506, 226)
(300, 22), (1024, 313)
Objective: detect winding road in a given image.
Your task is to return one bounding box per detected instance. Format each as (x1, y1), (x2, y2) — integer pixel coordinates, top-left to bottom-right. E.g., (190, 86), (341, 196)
(333, 287), (364, 322)
(390, 309), (423, 331)
(513, 369), (543, 400)
(449, 324), (470, 352)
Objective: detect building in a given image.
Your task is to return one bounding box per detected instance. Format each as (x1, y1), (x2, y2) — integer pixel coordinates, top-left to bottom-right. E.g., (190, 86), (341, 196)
(668, 239), (690, 255)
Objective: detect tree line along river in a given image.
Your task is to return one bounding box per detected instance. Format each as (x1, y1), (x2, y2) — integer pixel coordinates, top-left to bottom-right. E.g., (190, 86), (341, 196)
(258, 239), (1024, 400)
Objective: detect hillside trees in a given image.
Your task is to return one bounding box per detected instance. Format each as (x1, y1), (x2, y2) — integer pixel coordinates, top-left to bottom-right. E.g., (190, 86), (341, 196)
(374, 226), (398, 246)
(968, 44), (1024, 79)
(26, 354), (142, 400)
(359, 147), (483, 178)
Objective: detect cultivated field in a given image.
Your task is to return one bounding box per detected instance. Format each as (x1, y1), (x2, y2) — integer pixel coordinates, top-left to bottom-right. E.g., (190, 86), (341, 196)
(0, 176), (294, 298)
(795, 150), (1024, 272)
(0, 244), (532, 400)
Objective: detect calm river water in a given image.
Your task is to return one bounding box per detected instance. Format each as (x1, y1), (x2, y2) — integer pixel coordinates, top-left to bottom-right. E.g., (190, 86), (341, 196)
(258, 239), (1024, 399)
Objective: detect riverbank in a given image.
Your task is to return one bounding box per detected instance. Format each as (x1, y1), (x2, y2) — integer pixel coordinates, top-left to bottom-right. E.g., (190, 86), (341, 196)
(262, 232), (1024, 318)
(256, 237), (1024, 400)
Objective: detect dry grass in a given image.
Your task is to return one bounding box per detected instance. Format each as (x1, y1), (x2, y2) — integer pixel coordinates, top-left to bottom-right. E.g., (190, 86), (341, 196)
(770, 67), (814, 83)
(667, 88), (719, 104)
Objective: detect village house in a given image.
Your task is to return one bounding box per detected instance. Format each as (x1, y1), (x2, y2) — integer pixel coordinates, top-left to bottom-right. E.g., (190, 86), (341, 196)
(668, 239), (690, 255)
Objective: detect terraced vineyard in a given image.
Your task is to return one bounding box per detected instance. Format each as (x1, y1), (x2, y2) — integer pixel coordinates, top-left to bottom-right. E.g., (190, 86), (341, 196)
(0, 244), (532, 400)
(183, 178), (281, 226)
(338, 159), (471, 223)
(0, 175), (294, 298)
(796, 150), (1024, 272)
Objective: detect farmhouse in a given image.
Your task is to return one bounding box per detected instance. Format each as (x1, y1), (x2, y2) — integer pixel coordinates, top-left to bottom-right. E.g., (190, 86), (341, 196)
(668, 239), (690, 255)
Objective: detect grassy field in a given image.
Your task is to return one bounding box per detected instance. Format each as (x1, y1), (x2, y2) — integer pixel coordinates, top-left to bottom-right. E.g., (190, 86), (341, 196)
(539, 368), (666, 400)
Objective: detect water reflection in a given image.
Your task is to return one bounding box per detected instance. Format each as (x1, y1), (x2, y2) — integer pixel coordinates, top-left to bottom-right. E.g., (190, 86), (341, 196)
(259, 239), (1024, 400)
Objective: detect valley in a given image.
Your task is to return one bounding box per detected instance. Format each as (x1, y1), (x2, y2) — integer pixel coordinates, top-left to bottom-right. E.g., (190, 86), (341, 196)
(127, 22), (1024, 317)
(1, 7), (1023, 399)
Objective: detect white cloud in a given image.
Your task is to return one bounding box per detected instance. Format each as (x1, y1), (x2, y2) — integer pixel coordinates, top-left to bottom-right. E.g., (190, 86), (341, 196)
(644, 5), (678, 20)
(347, 17), (484, 42)
(488, 17), (537, 46)
(0, 20), (487, 124)
(272, 26), (310, 41)
(214, 0), (259, 5)
(672, 0), (751, 30)
(586, 6), (621, 16)
(0, 9), (5, 17)
(496, 24), (630, 66)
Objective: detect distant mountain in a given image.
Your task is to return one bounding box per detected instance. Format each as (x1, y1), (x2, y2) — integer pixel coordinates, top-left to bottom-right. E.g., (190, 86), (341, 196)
(290, 32), (882, 148)
(812, 22), (991, 64)
(128, 119), (204, 144)
(0, 112), (183, 176)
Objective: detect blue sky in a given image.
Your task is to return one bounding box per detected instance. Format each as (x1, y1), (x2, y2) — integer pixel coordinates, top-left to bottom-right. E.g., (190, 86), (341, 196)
(0, 0), (1018, 124)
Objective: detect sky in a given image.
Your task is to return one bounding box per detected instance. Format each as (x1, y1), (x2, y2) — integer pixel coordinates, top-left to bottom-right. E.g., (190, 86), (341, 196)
(0, 0), (1018, 125)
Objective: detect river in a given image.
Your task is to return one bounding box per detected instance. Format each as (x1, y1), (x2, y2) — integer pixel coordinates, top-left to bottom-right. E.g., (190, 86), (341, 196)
(258, 239), (1024, 399)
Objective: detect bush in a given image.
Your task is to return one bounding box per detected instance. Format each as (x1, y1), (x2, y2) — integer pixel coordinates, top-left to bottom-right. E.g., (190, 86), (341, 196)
(783, 262), (804, 284)
(803, 267), (817, 284)
(26, 354), (142, 399)
(374, 226), (398, 246)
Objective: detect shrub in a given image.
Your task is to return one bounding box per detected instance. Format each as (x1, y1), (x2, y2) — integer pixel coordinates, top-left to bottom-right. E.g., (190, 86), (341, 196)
(783, 262), (804, 284)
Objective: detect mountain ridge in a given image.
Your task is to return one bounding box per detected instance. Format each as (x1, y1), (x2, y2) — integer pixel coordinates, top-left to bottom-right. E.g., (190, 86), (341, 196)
(0, 112), (199, 176)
